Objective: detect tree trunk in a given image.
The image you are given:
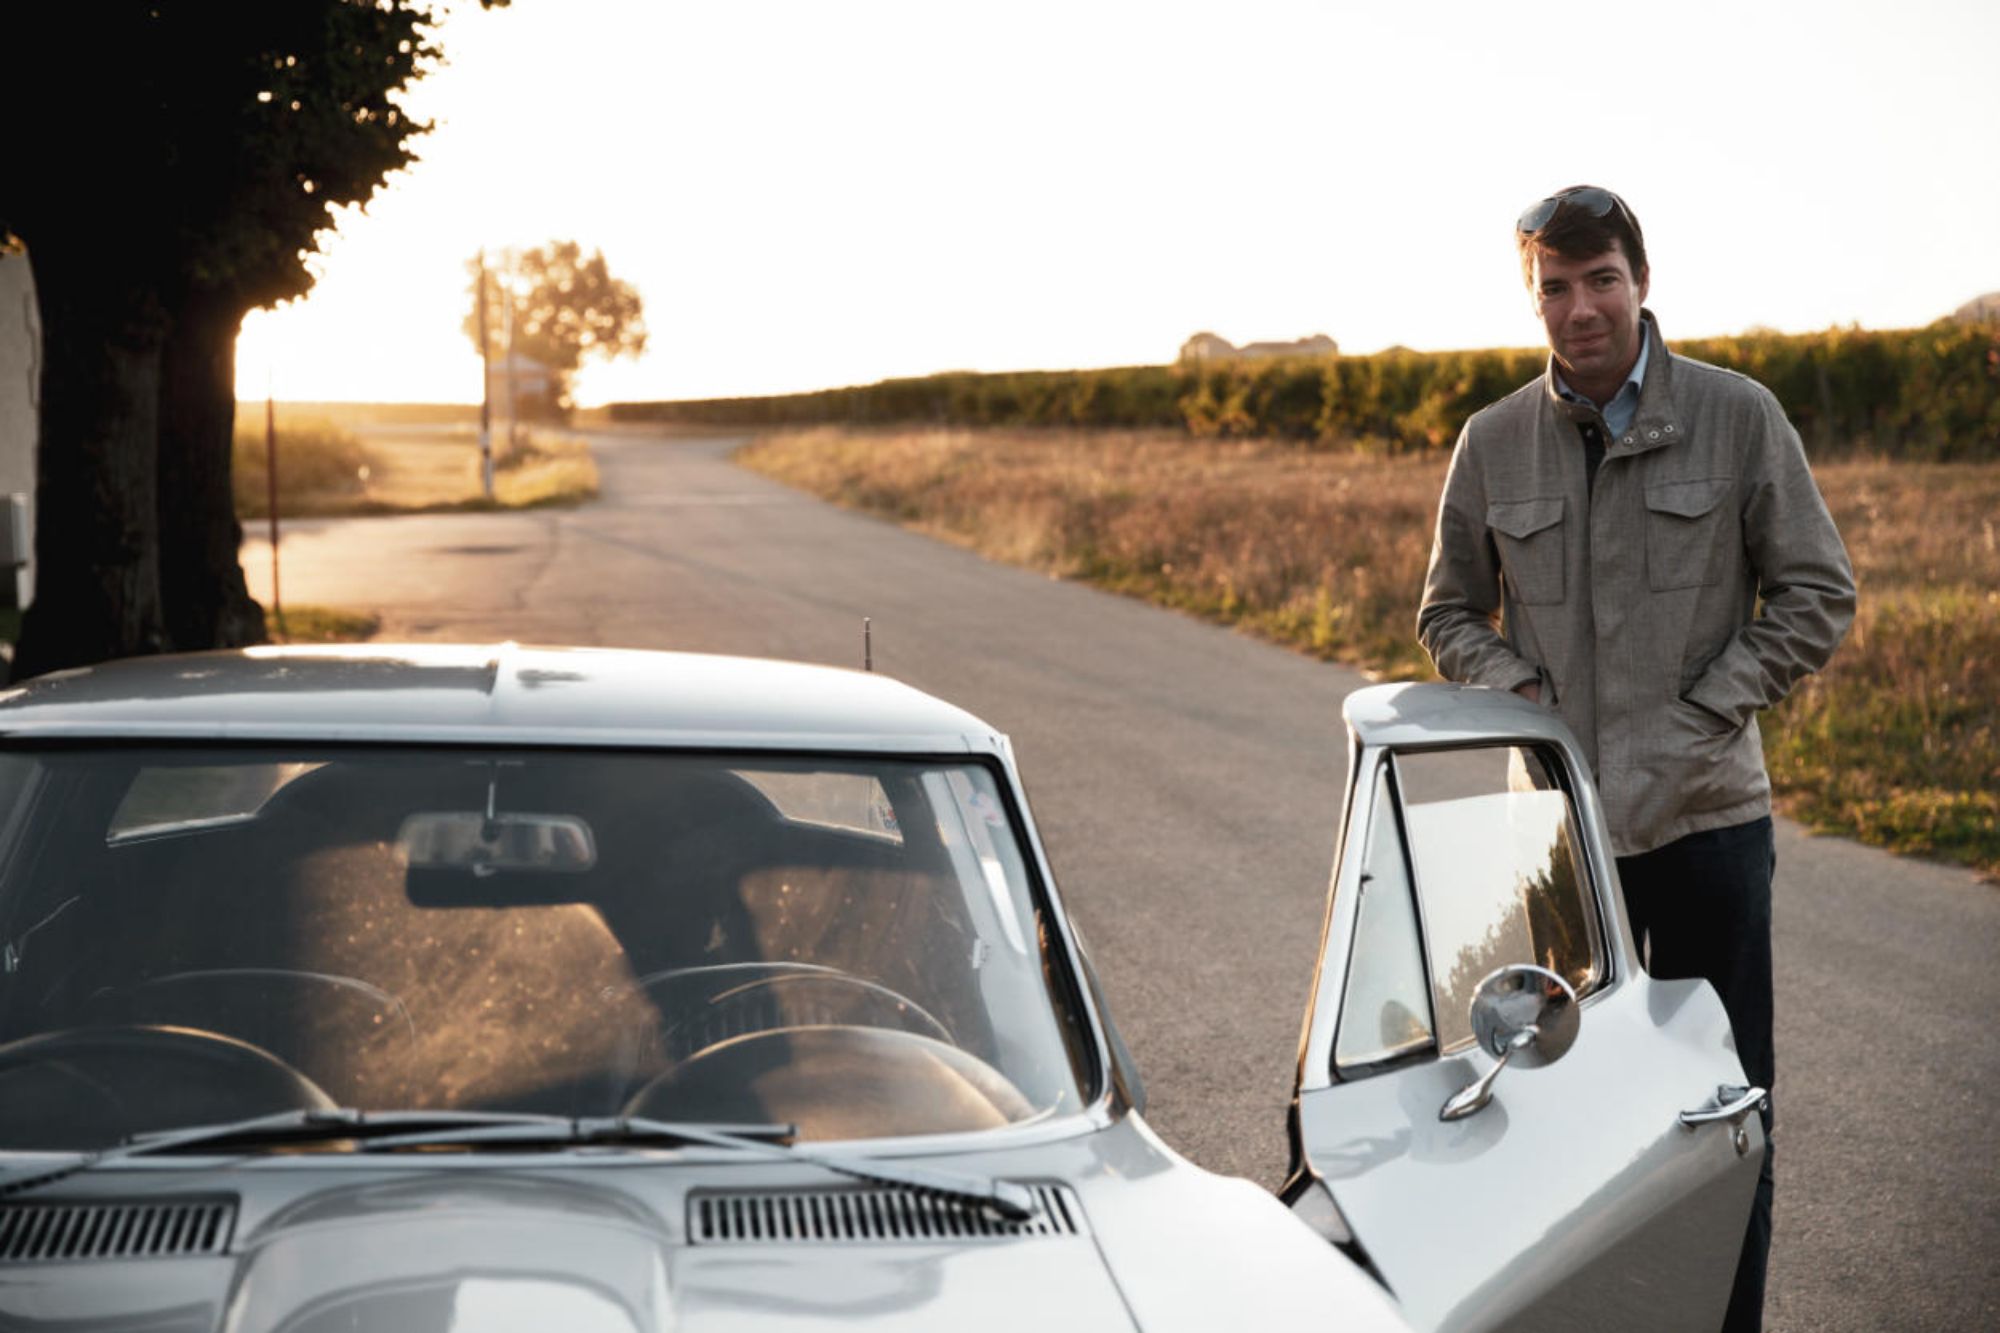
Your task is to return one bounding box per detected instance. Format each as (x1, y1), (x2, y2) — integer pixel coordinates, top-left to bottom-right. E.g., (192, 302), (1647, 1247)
(9, 249), (170, 681)
(158, 294), (266, 651)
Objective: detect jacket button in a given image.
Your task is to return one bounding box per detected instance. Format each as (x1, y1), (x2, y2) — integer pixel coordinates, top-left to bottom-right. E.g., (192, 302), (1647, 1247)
(1664, 424), (1675, 433)
(1647, 429), (1661, 440)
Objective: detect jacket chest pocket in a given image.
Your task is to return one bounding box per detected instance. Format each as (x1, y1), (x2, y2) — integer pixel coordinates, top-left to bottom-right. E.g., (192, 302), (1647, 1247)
(1644, 478), (1735, 591)
(1487, 497), (1565, 605)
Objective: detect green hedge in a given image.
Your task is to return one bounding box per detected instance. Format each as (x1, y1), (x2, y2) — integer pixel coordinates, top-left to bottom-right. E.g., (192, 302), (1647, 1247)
(613, 320), (2000, 460)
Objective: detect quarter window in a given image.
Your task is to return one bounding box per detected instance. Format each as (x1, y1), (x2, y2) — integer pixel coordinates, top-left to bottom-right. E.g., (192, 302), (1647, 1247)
(1335, 765), (1436, 1071)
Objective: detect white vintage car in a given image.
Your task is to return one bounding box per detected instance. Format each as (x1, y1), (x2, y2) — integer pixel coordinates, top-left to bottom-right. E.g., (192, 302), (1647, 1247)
(0, 646), (1763, 1331)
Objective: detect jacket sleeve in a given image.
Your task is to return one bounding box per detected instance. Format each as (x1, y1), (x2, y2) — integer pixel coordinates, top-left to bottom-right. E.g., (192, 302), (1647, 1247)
(1681, 391), (1856, 727)
(1417, 426), (1544, 691)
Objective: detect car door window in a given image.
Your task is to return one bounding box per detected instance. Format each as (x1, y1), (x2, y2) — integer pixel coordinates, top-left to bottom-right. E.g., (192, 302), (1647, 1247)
(1395, 746), (1604, 1053)
(1334, 765), (1436, 1072)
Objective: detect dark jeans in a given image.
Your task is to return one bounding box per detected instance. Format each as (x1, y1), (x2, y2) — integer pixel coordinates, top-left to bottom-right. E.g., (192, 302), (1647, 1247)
(1618, 815), (1775, 1333)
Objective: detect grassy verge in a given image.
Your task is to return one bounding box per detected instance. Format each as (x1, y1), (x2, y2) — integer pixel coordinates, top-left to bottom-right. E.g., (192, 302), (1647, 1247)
(489, 431), (601, 510)
(1759, 462), (1999, 872)
(242, 401), (479, 428)
(234, 414), (381, 517)
(234, 412), (598, 517)
(264, 604), (381, 644)
(737, 427), (1999, 878)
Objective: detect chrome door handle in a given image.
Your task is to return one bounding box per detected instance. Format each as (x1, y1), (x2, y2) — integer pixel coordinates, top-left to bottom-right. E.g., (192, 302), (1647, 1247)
(1679, 1084), (1768, 1127)
(1679, 1084), (1768, 1155)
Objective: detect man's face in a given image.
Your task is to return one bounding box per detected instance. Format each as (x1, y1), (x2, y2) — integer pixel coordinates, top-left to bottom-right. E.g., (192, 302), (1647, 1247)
(1530, 241), (1649, 401)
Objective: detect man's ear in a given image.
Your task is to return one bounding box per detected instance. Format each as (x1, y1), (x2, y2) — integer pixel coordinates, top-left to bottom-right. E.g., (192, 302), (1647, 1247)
(1637, 266), (1651, 305)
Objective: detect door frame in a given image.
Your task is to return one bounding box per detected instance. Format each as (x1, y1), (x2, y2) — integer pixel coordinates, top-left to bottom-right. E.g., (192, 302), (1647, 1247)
(1295, 683), (1634, 1091)
(1286, 683), (1763, 1332)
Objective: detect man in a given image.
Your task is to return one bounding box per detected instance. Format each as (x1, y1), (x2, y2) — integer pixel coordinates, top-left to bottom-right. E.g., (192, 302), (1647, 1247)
(1417, 185), (1855, 1331)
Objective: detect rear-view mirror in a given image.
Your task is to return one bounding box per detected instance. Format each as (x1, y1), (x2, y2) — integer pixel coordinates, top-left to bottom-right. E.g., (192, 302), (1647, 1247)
(398, 811), (596, 876)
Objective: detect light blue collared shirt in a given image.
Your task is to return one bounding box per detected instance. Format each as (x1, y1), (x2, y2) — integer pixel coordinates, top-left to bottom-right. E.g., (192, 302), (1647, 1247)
(1555, 334), (1649, 438)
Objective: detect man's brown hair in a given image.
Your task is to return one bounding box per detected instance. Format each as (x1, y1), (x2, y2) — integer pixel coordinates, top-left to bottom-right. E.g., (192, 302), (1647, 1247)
(1517, 185), (1648, 289)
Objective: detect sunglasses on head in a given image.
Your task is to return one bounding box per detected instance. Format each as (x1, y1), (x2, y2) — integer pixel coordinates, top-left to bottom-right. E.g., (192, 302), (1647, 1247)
(1517, 186), (1637, 237)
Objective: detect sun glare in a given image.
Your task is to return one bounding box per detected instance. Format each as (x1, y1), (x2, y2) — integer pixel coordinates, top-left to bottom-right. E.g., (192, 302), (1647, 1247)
(233, 0), (2000, 407)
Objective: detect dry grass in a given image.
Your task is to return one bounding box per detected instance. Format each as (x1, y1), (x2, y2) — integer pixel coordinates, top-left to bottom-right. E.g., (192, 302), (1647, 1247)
(234, 414), (380, 516)
(740, 427), (1445, 676)
(739, 427), (1998, 877)
(1765, 460), (1999, 873)
(491, 431), (601, 510)
(234, 410), (598, 517)
(242, 401), (480, 429)
(265, 604), (381, 644)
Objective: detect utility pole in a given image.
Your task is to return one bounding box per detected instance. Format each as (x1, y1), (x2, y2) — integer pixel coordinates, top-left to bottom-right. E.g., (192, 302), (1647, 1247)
(476, 250), (495, 499)
(265, 379), (284, 638)
(503, 281), (520, 457)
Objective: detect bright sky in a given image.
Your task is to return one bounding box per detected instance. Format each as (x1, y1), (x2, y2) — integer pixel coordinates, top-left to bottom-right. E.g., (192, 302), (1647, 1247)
(235, 0), (2000, 406)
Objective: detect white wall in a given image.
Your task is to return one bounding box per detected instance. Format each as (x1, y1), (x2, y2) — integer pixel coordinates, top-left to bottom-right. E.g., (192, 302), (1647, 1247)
(0, 250), (39, 607)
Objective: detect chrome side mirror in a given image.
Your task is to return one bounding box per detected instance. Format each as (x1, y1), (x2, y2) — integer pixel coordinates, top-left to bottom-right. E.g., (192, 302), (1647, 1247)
(1439, 964), (1579, 1122)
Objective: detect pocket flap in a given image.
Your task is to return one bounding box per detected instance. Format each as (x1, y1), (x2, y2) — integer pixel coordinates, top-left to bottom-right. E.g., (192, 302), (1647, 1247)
(1645, 477), (1733, 519)
(1486, 496), (1564, 539)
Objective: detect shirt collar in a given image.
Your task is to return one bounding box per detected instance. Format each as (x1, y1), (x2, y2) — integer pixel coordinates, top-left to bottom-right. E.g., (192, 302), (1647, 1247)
(1553, 332), (1649, 413)
(1543, 312), (1683, 454)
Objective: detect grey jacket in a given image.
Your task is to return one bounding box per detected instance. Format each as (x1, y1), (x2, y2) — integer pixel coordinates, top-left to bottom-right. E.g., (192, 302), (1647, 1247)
(1417, 313), (1855, 856)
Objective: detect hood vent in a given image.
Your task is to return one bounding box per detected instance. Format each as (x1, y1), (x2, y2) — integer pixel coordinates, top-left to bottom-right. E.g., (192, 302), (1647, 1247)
(691, 1184), (1083, 1245)
(0, 1199), (235, 1264)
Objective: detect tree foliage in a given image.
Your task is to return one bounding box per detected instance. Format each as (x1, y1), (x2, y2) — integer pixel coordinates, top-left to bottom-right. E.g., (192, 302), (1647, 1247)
(0, 2), (501, 678)
(465, 242), (647, 417)
(1, 4), (442, 303)
(617, 321), (2000, 460)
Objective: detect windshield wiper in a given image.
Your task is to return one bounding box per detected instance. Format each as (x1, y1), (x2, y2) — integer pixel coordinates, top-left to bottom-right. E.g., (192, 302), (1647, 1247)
(1, 1106), (371, 1198)
(1, 1108), (1038, 1222)
(0, 1108), (783, 1198)
(358, 1114), (1039, 1222)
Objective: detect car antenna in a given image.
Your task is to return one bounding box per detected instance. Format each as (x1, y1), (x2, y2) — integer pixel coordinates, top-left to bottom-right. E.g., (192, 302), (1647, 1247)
(863, 617), (873, 672)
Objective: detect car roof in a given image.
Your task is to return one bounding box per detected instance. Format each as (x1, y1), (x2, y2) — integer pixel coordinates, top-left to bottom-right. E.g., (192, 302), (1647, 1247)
(0, 644), (1005, 755)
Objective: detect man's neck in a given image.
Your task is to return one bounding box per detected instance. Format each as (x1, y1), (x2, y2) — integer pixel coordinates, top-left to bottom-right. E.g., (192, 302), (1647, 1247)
(1563, 353), (1640, 409)
(1557, 318), (1651, 410)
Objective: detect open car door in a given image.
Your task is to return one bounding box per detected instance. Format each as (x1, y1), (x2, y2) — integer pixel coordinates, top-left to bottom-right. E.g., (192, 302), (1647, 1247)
(1287, 684), (1765, 1333)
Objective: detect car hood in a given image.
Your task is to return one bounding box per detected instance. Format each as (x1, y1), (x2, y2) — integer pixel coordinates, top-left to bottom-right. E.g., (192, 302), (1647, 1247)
(217, 1175), (1135, 1332)
(0, 1131), (1408, 1331)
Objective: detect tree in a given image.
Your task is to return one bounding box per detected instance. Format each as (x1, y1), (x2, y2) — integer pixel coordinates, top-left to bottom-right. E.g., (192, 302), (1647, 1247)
(0, 2), (500, 679)
(464, 242), (647, 419)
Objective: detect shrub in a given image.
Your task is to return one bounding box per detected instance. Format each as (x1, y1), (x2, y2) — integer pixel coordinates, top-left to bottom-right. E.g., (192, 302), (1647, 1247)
(234, 417), (379, 517)
(617, 322), (2000, 461)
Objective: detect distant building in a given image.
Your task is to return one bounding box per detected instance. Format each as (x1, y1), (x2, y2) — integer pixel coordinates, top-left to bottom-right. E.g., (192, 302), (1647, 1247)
(485, 353), (557, 420)
(1178, 332), (1237, 363)
(1239, 334), (1338, 359)
(1951, 292), (2000, 325)
(1178, 331), (1338, 363)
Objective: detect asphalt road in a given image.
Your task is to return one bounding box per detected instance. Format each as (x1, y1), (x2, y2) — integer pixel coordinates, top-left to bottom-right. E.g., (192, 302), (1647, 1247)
(243, 426), (1997, 1331)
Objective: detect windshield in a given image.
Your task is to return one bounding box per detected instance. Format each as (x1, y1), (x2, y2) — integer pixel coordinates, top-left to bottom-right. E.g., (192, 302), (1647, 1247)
(0, 747), (1093, 1151)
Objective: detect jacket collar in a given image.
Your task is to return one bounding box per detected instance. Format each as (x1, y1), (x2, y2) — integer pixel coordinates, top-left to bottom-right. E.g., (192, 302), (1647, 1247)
(1542, 311), (1684, 456)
